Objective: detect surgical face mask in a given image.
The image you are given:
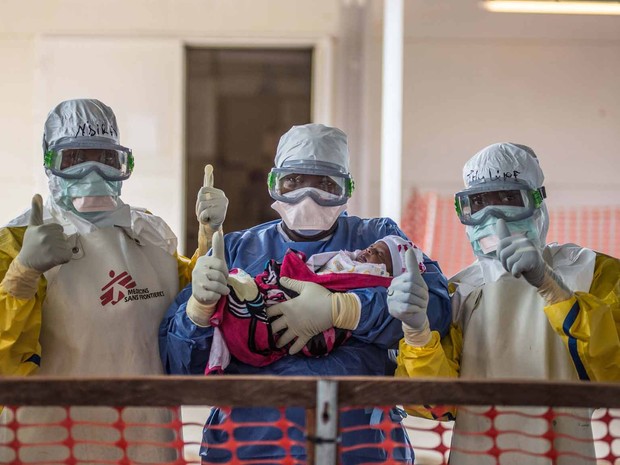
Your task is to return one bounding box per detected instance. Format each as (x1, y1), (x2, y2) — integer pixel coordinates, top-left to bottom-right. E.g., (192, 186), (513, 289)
(71, 196), (119, 213)
(466, 207), (541, 257)
(49, 167), (122, 213)
(271, 197), (346, 232)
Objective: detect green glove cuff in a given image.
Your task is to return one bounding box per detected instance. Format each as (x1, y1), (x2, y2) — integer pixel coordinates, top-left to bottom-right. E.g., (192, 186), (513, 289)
(403, 319), (431, 347)
(331, 292), (361, 330)
(186, 295), (216, 327)
(1, 258), (42, 299)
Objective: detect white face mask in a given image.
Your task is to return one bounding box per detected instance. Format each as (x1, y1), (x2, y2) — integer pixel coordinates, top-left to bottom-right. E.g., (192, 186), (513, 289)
(466, 208), (542, 257)
(478, 234), (501, 254)
(271, 197), (346, 232)
(49, 169), (122, 213)
(72, 196), (119, 213)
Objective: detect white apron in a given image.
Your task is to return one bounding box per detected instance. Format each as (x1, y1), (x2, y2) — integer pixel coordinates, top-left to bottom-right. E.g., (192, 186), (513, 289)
(450, 247), (597, 465)
(5, 223), (181, 464)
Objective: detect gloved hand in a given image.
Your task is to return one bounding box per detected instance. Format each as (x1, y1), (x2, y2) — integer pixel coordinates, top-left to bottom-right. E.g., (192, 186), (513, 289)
(186, 230), (229, 326)
(267, 278), (361, 355)
(387, 249), (431, 346)
(387, 248), (429, 329)
(17, 194), (72, 273)
(496, 218), (573, 304)
(196, 186), (228, 230)
(2, 194), (72, 299)
(495, 218), (545, 287)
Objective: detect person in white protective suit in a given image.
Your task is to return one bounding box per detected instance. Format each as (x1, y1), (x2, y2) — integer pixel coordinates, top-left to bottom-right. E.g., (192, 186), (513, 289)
(387, 142), (620, 465)
(0, 99), (195, 463)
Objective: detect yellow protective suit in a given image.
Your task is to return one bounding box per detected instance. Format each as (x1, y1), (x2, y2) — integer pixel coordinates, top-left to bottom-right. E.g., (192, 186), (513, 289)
(0, 200), (196, 464)
(396, 247), (620, 465)
(0, 216), (193, 378)
(397, 251), (620, 387)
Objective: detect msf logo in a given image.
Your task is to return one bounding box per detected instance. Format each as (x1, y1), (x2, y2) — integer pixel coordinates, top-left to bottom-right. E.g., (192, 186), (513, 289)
(100, 270), (137, 306)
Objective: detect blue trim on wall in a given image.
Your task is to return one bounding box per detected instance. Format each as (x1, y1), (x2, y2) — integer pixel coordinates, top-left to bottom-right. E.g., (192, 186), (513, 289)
(562, 301), (590, 381)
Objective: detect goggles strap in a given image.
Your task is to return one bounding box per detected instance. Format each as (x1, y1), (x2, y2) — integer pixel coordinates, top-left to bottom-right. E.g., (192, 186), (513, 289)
(345, 178), (355, 196)
(43, 150), (55, 169)
(267, 172), (276, 190)
(532, 186), (546, 208)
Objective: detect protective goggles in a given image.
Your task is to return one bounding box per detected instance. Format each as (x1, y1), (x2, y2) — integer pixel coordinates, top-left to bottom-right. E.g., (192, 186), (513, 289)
(44, 147), (134, 181)
(455, 181), (546, 226)
(267, 163), (354, 207)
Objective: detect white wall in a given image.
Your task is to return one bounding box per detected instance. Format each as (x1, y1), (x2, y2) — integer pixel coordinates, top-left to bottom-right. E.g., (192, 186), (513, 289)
(1, 0), (619, 234)
(0, 38), (38, 221)
(354, 3), (620, 217)
(401, 38), (620, 209)
(0, 0), (341, 251)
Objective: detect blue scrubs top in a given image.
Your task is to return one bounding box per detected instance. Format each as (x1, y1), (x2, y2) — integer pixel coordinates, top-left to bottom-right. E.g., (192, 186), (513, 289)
(160, 214), (451, 464)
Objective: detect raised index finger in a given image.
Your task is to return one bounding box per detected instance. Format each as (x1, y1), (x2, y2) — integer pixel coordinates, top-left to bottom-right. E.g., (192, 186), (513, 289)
(29, 194), (44, 226)
(203, 164), (214, 189)
(404, 248), (420, 276)
(211, 229), (226, 263)
(495, 218), (511, 240)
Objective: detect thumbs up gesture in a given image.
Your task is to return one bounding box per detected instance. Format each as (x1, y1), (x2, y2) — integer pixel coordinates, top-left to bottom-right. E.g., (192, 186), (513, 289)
(191, 230), (230, 306)
(387, 248), (429, 330)
(495, 218), (546, 288)
(16, 194), (72, 273)
(196, 165), (228, 230)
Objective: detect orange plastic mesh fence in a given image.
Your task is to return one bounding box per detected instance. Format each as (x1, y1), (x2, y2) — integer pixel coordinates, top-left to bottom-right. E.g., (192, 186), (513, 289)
(2, 405), (620, 464)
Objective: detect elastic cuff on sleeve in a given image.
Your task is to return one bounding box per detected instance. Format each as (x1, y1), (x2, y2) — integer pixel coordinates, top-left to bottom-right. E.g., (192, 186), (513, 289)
(332, 292), (361, 330)
(537, 266), (574, 305)
(197, 223), (217, 255)
(186, 295), (216, 327)
(0, 259), (41, 299)
(403, 319), (432, 347)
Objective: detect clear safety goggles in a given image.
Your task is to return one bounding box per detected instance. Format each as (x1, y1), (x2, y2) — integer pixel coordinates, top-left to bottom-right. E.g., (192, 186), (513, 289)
(267, 161), (354, 207)
(44, 147), (134, 181)
(455, 181), (546, 226)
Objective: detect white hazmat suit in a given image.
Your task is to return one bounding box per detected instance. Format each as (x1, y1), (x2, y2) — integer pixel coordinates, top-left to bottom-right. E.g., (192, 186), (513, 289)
(0, 99), (193, 463)
(389, 143), (620, 465)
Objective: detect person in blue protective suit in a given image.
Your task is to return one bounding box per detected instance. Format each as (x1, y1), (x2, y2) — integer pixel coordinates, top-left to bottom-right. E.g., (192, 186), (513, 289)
(388, 142), (620, 465)
(0, 99), (193, 463)
(160, 123), (451, 465)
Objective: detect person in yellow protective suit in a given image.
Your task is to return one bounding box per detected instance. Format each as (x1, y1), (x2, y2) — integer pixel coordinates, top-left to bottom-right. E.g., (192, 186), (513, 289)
(0, 99), (200, 463)
(387, 142), (620, 465)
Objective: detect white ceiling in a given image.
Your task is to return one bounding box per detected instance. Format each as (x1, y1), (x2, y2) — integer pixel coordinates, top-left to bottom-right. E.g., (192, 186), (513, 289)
(402, 1), (620, 41)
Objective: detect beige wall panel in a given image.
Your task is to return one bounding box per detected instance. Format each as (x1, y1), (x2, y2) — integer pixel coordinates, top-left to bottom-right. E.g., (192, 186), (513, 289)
(34, 37), (185, 247)
(0, 39), (38, 223)
(400, 39), (620, 207)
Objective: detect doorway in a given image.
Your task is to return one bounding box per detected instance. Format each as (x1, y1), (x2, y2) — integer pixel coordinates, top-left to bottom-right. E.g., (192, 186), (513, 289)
(184, 47), (313, 254)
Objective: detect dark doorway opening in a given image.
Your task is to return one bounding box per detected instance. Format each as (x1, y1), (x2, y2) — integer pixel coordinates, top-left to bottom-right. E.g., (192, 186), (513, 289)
(185, 47), (313, 255)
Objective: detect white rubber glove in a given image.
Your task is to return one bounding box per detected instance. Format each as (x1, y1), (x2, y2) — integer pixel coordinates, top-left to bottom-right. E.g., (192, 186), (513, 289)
(196, 185), (228, 231)
(2, 195), (72, 299)
(197, 165), (225, 256)
(186, 230), (230, 326)
(387, 248), (431, 346)
(495, 218), (546, 286)
(267, 278), (361, 355)
(496, 218), (572, 304)
(18, 194), (72, 272)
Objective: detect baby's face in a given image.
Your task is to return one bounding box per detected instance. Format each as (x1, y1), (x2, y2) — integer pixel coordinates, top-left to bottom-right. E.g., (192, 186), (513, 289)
(356, 241), (393, 275)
